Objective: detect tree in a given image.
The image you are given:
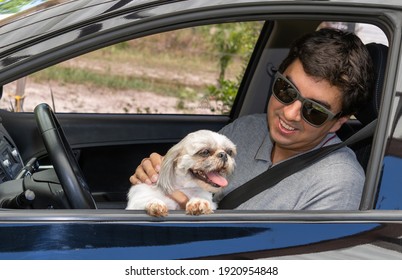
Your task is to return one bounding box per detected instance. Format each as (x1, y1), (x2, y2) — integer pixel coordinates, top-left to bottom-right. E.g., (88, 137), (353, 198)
(207, 22), (262, 113)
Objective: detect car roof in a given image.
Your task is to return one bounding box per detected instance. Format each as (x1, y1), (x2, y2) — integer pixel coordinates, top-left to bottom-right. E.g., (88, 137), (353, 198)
(0, 0), (400, 84)
(2, 0), (401, 43)
(1, 0), (400, 52)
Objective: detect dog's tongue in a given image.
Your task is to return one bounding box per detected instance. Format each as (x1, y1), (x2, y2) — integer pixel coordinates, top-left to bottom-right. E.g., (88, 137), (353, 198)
(207, 172), (228, 187)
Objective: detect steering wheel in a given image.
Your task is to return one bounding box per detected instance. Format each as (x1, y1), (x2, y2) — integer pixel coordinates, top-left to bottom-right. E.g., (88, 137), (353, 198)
(34, 103), (96, 209)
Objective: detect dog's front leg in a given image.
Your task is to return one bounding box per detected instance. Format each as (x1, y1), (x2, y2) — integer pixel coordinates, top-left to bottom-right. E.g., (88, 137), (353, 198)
(185, 198), (214, 215)
(146, 199), (169, 217)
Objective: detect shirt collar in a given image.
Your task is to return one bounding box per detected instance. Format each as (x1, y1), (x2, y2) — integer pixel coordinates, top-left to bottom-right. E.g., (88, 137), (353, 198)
(255, 132), (273, 163)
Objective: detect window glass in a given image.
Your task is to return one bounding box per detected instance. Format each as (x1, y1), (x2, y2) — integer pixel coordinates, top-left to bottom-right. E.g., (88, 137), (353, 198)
(1, 22), (263, 114)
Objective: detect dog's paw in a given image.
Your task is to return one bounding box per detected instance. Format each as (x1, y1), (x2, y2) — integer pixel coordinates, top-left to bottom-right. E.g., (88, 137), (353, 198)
(146, 199), (169, 217)
(186, 198), (213, 215)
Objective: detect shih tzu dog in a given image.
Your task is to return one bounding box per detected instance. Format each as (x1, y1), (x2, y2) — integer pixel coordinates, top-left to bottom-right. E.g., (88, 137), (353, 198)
(126, 130), (236, 217)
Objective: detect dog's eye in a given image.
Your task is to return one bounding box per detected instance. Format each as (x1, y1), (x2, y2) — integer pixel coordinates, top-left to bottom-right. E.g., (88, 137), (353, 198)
(226, 149), (233, 157)
(198, 149), (210, 157)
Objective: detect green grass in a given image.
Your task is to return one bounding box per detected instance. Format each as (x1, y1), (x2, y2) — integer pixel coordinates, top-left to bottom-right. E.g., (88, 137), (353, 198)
(32, 65), (207, 98)
(98, 45), (220, 74)
(30, 24), (255, 107)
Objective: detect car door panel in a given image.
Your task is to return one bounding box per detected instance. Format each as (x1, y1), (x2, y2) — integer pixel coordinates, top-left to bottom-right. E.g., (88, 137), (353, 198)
(0, 110), (231, 199)
(0, 211), (401, 259)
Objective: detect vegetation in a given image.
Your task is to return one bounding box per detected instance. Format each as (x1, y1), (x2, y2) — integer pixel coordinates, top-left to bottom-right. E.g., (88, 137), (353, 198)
(30, 22), (263, 114)
(206, 22), (262, 113)
(33, 66), (206, 97)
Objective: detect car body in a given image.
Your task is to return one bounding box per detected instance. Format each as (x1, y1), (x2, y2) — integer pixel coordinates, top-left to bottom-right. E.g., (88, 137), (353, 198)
(0, 0), (401, 259)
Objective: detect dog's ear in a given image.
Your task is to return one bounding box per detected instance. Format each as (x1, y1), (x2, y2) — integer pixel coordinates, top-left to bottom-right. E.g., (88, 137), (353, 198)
(157, 142), (183, 194)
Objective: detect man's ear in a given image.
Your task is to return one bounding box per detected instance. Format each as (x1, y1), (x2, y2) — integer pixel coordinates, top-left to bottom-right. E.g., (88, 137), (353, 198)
(329, 115), (350, 133)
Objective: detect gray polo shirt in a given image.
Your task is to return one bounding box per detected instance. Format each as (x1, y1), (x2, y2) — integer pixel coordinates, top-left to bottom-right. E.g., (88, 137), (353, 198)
(214, 114), (365, 210)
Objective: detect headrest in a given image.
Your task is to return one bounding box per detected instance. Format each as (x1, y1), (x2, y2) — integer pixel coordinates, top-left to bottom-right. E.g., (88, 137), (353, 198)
(355, 43), (388, 125)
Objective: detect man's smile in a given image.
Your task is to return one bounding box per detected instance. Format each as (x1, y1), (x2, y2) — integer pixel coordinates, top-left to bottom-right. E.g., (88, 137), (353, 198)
(279, 118), (297, 134)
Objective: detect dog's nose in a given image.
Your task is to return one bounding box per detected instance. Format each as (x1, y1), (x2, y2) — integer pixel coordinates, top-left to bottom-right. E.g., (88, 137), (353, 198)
(217, 152), (228, 162)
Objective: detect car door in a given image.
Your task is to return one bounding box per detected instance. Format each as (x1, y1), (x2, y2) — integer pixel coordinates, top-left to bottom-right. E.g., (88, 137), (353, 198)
(0, 0), (402, 261)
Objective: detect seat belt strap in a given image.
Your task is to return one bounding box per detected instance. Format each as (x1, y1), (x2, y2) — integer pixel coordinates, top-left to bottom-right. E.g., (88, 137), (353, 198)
(218, 119), (377, 209)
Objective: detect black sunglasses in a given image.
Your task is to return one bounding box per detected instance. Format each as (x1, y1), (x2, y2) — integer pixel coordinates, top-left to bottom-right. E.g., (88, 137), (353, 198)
(272, 72), (342, 127)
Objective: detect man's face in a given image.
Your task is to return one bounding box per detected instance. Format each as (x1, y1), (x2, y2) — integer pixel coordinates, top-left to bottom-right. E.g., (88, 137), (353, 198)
(267, 59), (349, 155)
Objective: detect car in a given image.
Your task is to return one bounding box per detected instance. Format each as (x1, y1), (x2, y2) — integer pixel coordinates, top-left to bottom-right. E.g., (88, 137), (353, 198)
(0, 0), (401, 260)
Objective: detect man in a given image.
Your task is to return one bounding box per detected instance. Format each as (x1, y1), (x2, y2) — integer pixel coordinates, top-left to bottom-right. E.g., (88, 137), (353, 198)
(130, 28), (373, 210)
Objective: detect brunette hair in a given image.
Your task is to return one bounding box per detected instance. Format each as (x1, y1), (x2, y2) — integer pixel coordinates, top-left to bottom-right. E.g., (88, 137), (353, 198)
(278, 28), (374, 116)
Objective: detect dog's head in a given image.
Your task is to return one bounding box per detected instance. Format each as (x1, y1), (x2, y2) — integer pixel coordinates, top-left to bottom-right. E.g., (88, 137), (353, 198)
(157, 130), (236, 194)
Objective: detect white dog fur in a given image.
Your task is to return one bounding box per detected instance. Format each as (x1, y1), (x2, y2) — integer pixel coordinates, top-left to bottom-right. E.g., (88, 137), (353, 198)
(126, 130), (236, 216)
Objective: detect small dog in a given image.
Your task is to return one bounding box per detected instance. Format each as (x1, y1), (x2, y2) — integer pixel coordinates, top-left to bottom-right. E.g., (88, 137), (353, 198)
(126, 130), (236, 216)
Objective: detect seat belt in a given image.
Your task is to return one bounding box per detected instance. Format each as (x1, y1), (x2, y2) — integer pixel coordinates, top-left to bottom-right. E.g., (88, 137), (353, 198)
(218, 119), (377, 209)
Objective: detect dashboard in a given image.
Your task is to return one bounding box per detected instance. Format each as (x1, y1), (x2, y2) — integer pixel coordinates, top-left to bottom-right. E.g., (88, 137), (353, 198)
(0, 123), (23, 183)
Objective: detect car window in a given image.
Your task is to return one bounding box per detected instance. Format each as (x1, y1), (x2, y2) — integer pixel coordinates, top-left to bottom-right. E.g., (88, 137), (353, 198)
(0, 22), (263, 115)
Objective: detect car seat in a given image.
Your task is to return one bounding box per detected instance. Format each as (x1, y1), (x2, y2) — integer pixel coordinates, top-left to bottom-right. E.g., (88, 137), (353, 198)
(349, 42), (388, 171)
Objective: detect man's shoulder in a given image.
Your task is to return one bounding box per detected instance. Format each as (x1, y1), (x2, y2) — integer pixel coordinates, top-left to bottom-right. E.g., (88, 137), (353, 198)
(316, 134), (363, 171)
(220, 113), (267, 138)
(312, 146), (365, 177)
(232, 113), (266, 125)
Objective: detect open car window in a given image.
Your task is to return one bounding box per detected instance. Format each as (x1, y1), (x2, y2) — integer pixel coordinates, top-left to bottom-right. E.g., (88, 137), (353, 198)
(1, 22), (263, 115)
(0, 19), (389, 211)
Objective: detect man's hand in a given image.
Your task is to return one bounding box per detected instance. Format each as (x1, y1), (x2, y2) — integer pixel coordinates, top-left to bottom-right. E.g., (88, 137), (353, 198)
(129, 152), (163, 185)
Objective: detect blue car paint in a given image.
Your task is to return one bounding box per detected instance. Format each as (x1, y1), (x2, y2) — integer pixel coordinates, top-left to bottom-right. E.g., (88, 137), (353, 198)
(376, 156), (402, 210)
(0, 223), (379, 259)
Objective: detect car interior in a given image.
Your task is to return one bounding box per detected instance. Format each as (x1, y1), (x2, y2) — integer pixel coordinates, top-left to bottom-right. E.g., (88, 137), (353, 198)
(0, 17), (389, 211)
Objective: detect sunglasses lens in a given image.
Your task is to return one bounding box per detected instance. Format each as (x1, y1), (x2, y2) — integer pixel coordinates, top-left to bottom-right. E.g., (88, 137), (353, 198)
(273, 73), (333, 127)
(302, 101), (329, 126)
(273, 77), (298, 103)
